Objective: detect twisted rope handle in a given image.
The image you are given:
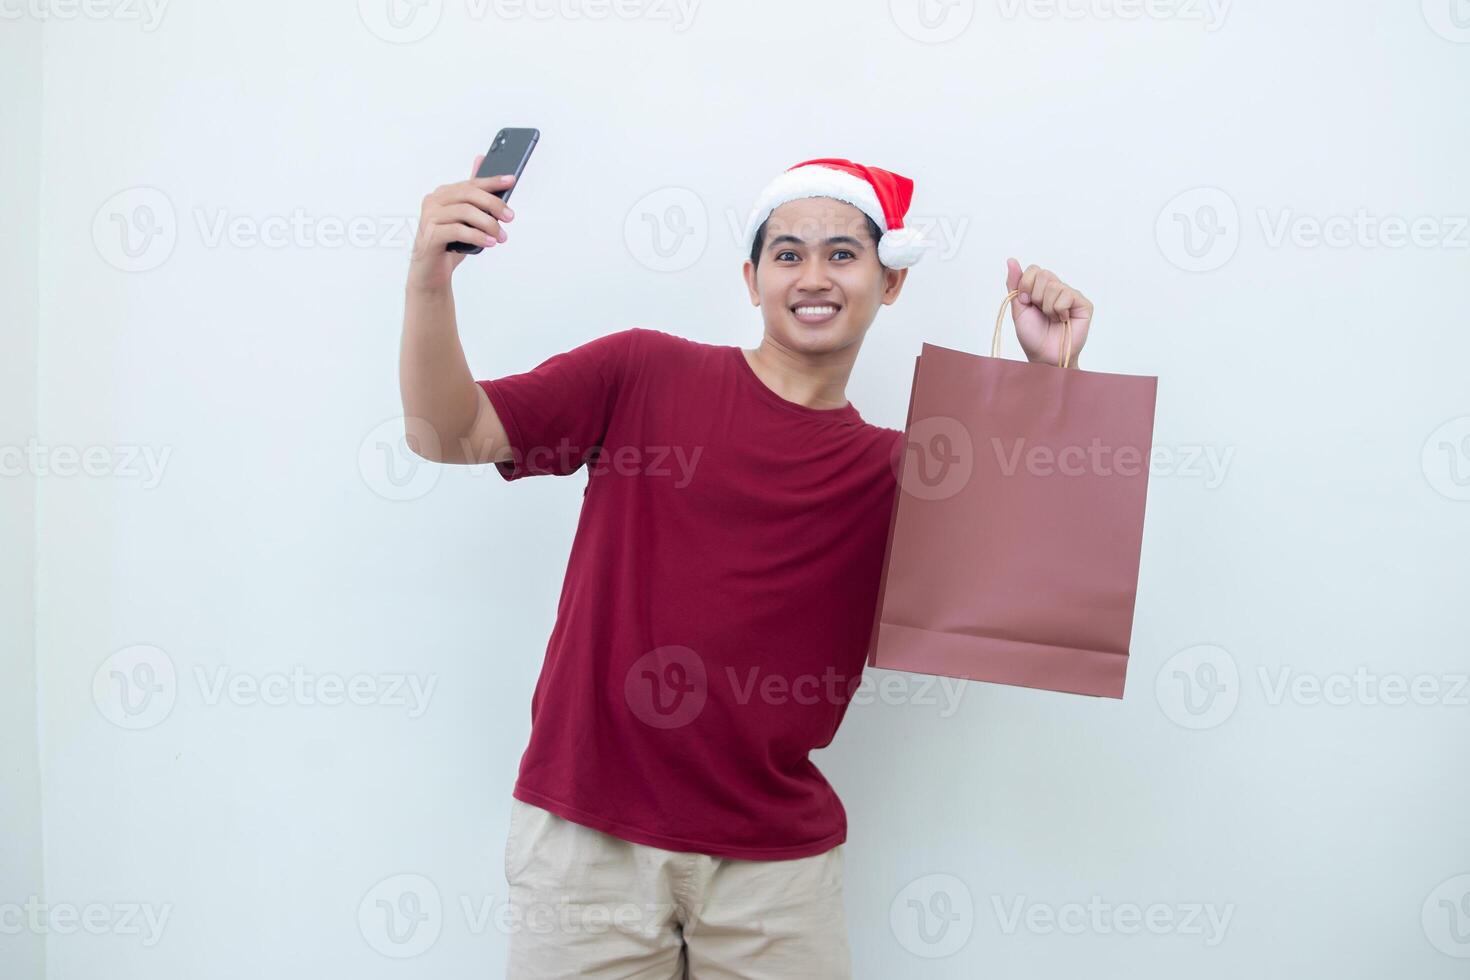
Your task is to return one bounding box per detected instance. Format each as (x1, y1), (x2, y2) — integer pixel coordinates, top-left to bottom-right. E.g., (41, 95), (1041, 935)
(992, 288), (1074, 369)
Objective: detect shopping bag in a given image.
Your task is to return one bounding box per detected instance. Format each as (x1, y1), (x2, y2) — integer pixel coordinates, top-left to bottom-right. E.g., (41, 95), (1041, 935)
(865, 291), (1158, 698)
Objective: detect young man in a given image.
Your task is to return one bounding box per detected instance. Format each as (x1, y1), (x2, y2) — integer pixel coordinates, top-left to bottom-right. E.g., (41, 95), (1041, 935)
(399, 156), (1093, 978)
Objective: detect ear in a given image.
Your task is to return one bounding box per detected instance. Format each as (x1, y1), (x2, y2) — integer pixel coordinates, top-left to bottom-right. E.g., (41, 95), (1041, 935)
(880, 266), (909, 306)
(741, 260), (761, 306)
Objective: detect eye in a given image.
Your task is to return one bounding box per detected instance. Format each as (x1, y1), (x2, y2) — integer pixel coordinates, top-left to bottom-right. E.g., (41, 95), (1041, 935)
(831, 249), (856, 261)
(775, 250), (799, 262)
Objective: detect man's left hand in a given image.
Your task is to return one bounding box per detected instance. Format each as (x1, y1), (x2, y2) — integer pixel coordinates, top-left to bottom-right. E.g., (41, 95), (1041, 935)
(1005, 258), (1093, 367)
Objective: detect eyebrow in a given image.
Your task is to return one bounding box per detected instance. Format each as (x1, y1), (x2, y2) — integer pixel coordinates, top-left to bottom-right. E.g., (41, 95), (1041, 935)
(766, 234), (868, 252)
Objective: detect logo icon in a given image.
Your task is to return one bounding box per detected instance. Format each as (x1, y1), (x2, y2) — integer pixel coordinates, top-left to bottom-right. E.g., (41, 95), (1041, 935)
(889, 0), (975, 43)
(1423, 874), (1470, 957)
(1156, 643), (1239, 730)
(1422, 416), (1470, 501)
(624, 188), (708, 272)
(359, 416), (442, 502)
(1156, 187), (1239, 272)
(1423, 0), (1470, 42)
(93, 644), (178, 730)
(93, 187), (177, 272)
(358, 0), (443, 43)
(890, 872), (974, 958)
(358, 873), (443, 958)
(894, 415), (974, 501)
(624, 645), (707, 729)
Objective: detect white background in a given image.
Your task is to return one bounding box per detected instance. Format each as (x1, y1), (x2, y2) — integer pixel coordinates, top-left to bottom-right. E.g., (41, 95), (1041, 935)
(4, 0), (1469, 977)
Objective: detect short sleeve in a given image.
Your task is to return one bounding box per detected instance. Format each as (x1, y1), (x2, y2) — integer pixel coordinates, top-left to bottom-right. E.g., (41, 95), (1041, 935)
(476, 328), (641, 481)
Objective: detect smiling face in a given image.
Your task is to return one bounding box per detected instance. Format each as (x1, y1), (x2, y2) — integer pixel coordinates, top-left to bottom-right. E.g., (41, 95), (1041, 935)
(742, 196), (907, 357)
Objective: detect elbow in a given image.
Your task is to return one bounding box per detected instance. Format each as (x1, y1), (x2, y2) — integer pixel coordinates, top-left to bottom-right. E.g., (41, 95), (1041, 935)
(403, 420), (447, 463)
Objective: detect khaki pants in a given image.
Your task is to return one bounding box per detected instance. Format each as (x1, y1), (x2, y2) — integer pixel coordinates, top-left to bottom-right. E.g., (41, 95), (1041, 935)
(502, 797), (853, 979)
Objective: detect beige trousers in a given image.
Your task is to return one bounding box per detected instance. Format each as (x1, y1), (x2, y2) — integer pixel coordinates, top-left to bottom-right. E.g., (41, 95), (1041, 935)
(502, 797), (853, 979)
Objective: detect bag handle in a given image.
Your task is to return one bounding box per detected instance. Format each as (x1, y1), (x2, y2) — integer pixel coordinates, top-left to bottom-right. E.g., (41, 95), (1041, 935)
(992, 289), (1074, 369)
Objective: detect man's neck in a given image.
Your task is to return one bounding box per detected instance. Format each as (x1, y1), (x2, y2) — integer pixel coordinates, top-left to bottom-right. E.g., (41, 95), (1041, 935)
(741, 340), (855, 412)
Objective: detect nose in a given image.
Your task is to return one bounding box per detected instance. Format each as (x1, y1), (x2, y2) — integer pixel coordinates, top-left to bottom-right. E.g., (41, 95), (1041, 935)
(796, 258), (833, 292)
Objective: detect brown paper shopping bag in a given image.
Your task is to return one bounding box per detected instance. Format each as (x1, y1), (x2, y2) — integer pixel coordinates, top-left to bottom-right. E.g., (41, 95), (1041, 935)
(865, 291), (1159, 698)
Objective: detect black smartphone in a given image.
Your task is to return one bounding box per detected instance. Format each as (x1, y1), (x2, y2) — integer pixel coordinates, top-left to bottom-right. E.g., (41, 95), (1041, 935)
(447, 127), (539, 253)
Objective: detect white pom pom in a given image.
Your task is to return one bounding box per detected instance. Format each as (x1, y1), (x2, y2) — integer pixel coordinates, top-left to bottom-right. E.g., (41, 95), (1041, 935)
(877, 226), (928, 269)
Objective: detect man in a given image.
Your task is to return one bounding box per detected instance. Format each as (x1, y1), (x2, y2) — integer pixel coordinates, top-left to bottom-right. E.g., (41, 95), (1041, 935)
(398, 156), (1093, 978)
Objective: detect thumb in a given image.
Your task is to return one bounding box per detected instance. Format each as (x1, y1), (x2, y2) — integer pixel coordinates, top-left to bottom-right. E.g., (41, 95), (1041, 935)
(1006, 257), (1027, 322)
(470, 154), (485, 179)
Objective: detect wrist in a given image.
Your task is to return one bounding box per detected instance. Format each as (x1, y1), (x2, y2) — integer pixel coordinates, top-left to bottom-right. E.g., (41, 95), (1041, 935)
(405, 277), (453, 303)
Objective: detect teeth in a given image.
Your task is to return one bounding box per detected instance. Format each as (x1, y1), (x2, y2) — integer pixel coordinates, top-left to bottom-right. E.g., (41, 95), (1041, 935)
(794, 306), (838, 316)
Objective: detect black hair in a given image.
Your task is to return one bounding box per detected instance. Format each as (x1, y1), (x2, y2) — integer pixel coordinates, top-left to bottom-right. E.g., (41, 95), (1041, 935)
(749, 211), (886, 270)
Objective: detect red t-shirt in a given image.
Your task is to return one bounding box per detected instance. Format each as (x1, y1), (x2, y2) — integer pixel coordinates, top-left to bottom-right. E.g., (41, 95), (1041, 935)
(478, 327), (903, 860)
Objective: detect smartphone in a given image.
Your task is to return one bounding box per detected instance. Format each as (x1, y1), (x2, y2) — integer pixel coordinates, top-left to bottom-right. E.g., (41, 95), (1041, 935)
(447, 127), (539, 253)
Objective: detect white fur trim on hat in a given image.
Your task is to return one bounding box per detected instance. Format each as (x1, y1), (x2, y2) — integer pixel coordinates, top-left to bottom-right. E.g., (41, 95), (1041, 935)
(742, 164), (927, 269)
(876, 225), (928, 270)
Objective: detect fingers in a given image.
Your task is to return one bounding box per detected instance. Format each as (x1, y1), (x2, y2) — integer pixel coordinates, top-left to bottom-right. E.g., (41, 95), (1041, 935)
(427, 176), (516, 220)
(1070, 288), (1093, 319)
(1010, 259), (1091, 324)
(1050, 287), (1075, 320)
(1039, 281), (1066, 319)
(1023, 262), (1046, 304)
(420, 220), (496, 252)
(418, 174), (518, 253)
(473, 174), (520, 208)
(1015, 264), (1082, 321)
(442, 201), (505, 241)
(460, 186), (514, 224)
(1033, 275), (1054, 312)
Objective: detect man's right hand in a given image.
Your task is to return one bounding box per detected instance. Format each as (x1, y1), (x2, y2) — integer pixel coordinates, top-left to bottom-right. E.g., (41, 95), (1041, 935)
(406, 154), (517, 294)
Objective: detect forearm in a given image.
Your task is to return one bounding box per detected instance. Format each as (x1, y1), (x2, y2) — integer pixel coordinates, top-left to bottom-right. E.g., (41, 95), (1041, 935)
(398, 283), (480, 459)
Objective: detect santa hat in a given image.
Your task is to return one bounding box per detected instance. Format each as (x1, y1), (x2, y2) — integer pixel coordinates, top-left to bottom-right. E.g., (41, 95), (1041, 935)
(742, 157), (929, 269)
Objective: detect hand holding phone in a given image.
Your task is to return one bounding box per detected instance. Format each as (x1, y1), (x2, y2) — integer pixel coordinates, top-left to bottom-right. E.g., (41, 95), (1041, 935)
(447, 127), (539, 254)
(406, 128), (538, 293)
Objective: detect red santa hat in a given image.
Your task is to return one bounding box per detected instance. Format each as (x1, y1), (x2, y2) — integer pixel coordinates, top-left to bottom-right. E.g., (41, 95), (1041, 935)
(742, 157), (929, 269)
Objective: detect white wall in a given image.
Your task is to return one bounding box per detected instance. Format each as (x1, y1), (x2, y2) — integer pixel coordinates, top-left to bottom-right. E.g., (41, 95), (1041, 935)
(11, 1), (1470, 977)
(1, 12), (46, 980)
